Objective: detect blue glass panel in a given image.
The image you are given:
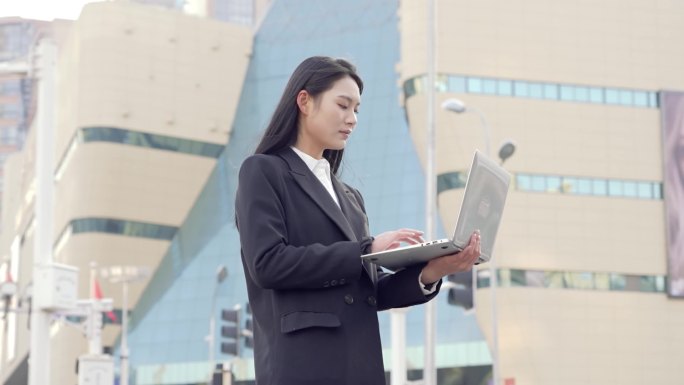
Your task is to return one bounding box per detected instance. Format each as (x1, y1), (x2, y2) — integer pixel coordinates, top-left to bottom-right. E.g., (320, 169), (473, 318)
(517, 174), (531, 190)
(547, 176), (561, 192)
(608, 180), (623, 196)
(577, 178), (591, 195)
(529, 83), (543, 98)
(637, 182), (652, 199)
(633, 91), (648, 107)
(649, 92), (659, 107)
(437, 172), (467, 194)
(448, 75), (466, 93)
(69, 218), (178, 240)
(531, 175), (546, 192)
(589, 87), (603, 103)
(619, 90), (633, 106)
(562, 177), (577, 193)
(560, 85), (575, 101)
(543, 84), (559, 100)
(575, 86), (589, 102)
(605, 89), (619, 104)
(514, 81), (529, 97)
(435, 74), (448, 92)
(498, 80), (512, 96)
(592, 179), (607, 196)
(623, 181), (637, 197)
(654, 183), (662, 198)
(545, 272), (566, 288)
(483, 78), (497, 94)
(467, 77), (483, 93)
(81, 127), (224, 158)
(610, 274), (626, 290)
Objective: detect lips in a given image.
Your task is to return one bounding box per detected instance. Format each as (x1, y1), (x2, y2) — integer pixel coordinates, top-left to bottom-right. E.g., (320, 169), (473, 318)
(339, 129), (352, 138)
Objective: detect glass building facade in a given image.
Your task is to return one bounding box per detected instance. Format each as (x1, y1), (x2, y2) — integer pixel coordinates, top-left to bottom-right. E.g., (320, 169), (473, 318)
(126, 0), (490, 383)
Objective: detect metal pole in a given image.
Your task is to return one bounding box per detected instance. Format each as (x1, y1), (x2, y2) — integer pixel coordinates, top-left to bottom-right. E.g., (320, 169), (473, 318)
(88, 263), (102, 354)
(121, 280), (129, 385)
(390, 309), (408, 385)
(29, 38), (56, 385)
(469, 108), (491, 157)
(490, 259), (500, 385)
(473, 111), (498, 385)
(208, 283), (219, 371)
(424, 0), (437, 384)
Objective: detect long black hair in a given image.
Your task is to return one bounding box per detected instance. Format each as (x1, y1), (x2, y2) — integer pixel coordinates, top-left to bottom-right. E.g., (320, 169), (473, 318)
(254, 56), (364, 174)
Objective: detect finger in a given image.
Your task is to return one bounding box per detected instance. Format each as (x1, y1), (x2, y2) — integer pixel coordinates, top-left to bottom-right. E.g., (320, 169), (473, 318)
(400, 228), (424, 235)
(394, 231), (425, 243)
(387, 241), (401, 250)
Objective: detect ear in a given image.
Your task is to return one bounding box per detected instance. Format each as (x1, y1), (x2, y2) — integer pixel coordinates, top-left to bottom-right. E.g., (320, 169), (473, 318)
(296, 90), (311, 115)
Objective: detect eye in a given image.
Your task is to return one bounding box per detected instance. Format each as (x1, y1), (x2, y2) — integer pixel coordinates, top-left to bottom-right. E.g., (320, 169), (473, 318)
(338, 104), (348, 110)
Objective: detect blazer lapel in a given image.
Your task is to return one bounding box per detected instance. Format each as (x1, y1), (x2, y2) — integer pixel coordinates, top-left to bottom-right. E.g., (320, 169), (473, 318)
(332, 176), (378, 285)
(279, 149), (357, 242)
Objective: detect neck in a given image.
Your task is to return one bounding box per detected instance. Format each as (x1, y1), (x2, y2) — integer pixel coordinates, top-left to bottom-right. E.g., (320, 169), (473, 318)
(294, 134), (324, 159)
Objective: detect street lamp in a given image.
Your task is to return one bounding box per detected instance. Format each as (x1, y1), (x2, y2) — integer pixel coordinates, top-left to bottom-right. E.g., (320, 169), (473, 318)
(207, 265), (228, 374)
(498, 141), (516, 165)
(100, 265), (151, 385)
(441, 98), (492, 156)
(441, 97), (508, 385)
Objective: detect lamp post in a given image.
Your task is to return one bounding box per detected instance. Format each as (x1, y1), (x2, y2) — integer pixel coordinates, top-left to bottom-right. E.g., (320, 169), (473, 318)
(441, 97), (516, 385)
(423, 0), (438, 384)
(208, 265), (228, 373)
(100, 265), (151, 385)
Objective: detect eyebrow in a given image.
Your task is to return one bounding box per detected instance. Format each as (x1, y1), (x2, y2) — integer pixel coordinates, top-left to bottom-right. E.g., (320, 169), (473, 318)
(337, 95), (361, 107)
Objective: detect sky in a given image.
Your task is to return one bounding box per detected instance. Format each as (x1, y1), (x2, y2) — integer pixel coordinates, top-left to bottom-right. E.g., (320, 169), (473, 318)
(0, 0), (98, 21)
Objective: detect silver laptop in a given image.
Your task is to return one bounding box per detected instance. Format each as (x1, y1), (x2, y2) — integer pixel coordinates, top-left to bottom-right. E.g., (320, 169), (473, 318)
(361, 151), (511, 271)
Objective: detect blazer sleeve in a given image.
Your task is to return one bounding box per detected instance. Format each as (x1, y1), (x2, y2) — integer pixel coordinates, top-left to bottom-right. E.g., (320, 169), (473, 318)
(236, 155), (364, 291)
(346, 187), (442, 311)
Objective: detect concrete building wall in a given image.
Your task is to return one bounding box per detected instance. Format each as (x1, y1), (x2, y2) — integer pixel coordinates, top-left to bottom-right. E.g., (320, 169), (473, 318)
(0, 2), (252, 384)
(400, 0), (684, 384)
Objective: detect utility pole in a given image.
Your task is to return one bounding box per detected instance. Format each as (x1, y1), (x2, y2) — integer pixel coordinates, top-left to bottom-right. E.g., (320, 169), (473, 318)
(424, 0), (437, 384)
(28, 37), (57, 385)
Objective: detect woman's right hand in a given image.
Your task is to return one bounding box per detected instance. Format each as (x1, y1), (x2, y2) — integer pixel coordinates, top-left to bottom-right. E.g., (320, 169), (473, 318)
(370, 228), (425, 254)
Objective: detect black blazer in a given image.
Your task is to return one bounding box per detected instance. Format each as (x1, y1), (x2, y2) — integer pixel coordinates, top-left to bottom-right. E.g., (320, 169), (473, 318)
(235, 148), (440, 385)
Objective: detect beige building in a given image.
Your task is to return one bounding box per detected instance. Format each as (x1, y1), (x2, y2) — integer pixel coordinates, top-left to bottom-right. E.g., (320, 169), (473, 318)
(400, 0), (684, 384)
(0, 2), (251, 384)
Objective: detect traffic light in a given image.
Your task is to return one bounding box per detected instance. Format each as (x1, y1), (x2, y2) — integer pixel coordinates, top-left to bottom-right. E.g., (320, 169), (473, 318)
(446, 270), (474, 310)
(220, 305), (242, 356)
(244, 303), (254, 349)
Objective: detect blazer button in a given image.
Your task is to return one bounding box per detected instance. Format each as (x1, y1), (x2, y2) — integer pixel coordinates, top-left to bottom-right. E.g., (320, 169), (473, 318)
(366, 296), (377, 307)
(331, 279), (338, 287)
(344, 294), (354, 305)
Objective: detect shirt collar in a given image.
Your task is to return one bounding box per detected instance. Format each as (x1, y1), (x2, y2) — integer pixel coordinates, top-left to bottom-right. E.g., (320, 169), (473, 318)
(290, 146), (331, 177)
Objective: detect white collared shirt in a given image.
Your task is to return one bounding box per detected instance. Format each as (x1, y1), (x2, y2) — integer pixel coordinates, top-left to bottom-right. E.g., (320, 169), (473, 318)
(290, 147), (437, 296)
(291, 146), (340, 207)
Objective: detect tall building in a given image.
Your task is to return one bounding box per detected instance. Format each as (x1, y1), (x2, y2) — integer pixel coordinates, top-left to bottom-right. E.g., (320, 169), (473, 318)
(0, 2), (251, 384)
(0, 18), (48, 217)
(1, 0), (683, 384)
(399, 0), (684, 384)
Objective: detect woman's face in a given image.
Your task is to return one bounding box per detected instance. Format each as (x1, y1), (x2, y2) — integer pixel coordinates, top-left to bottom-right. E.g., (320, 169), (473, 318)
(296, 76), (361, 156)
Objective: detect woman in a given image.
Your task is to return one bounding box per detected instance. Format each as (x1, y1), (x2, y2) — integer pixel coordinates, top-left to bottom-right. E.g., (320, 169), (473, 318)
(235, 56), (481, 385)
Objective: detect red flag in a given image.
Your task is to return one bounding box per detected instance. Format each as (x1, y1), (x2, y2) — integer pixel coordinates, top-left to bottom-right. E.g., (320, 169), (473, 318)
(93, 278), (118, 323)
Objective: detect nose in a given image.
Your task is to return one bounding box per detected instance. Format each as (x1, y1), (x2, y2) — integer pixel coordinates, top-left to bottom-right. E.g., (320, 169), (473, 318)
(346, 111), (357, 127)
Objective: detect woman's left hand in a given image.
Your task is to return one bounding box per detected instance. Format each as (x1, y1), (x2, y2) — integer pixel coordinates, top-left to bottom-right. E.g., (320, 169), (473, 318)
(420, 231), (481, 285)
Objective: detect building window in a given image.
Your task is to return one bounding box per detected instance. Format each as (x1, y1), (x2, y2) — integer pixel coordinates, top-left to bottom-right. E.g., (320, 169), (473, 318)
(515, 173), (662, 200)
(58, 218), (179, 243)
(479, 268), (666, 294)
(403, 74), (658, 109)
